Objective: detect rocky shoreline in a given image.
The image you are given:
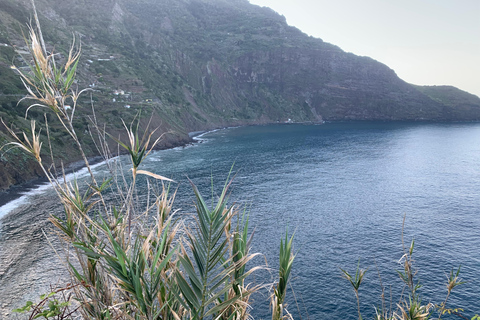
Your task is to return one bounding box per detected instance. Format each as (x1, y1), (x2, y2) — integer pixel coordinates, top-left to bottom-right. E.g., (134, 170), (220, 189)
(0, 155), (104, 208)
(0, 121), (289, 208)
(0, 134), (196, 209)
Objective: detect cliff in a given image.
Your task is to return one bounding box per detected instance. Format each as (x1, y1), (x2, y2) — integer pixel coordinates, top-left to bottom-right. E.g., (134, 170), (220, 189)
(0, 0), (479, 190)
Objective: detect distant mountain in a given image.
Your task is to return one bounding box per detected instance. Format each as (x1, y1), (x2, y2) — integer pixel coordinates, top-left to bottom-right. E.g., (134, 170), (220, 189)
(414, 85), (480, 120)
(0, 0), (479, 190)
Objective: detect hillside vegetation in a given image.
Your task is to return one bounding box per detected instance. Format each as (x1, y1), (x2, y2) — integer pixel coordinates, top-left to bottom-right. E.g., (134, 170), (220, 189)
(1, 0), (480, 190)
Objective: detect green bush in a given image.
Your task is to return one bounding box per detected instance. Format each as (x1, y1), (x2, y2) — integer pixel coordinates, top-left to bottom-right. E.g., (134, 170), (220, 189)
(5, 11), (296, 320)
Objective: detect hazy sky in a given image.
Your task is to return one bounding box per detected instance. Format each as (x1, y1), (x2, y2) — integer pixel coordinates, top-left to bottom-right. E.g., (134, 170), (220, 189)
(248, 0), (480, 97)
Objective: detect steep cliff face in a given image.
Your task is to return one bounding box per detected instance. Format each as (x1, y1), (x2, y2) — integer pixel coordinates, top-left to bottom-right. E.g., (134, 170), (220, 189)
(0, 0), (479, 190)
(231, 48), (449, 121)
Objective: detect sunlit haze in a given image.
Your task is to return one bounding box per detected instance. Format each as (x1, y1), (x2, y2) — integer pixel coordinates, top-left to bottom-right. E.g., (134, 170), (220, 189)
(248, 0), (480, 97)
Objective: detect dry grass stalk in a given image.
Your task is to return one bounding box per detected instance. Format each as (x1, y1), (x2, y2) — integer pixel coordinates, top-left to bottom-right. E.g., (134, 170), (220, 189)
(5, 11), (280, 320)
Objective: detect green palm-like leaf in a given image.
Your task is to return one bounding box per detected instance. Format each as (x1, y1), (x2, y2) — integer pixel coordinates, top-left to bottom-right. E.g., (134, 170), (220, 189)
(340, 260), (367, 320)
(75, 220), (176, 319)
(272, 230), (295, 320)
(175, 179), (256, 320)
(340, 260), (367, 292)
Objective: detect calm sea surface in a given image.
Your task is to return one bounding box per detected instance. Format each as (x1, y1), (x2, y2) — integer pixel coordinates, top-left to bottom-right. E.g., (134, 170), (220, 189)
(1, 122), (479, 319)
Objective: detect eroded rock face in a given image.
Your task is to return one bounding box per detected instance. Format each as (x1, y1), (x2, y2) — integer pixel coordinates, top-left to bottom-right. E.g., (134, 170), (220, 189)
(1, 0), (480, 190)
(2, 0), (479, 126)
(0, 158), (42, 191)
(231, 48), (446, 121)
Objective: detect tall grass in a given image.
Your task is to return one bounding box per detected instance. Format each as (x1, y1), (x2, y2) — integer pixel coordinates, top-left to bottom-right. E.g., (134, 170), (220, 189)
(339, 216), (476, 320)
(4, 6), (296, 320)
(3, 3), (478, 320)
(271, 231), (295, 320)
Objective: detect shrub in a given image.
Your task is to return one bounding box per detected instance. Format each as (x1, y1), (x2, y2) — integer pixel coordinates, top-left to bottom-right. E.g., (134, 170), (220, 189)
(3, 7), (296, 320)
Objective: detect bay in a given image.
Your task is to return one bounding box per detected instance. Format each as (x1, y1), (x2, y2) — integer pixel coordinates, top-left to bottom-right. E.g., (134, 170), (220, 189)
(1, 122), (479, 319)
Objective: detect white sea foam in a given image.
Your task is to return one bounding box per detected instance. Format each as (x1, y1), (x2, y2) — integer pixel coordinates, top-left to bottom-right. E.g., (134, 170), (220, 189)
(0, 127), (230, 221)
(195, 128), (218, 138)
(0, 158), (110, 221)
(192, 127), (230, 142)
(0, 182), (51, 220)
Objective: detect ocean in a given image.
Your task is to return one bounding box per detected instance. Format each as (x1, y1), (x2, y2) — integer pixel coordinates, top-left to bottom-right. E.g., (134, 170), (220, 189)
(1, 122), (479, 319)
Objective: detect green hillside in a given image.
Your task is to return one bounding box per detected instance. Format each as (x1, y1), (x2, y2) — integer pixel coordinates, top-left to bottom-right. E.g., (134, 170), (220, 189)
(0, 0), (479, 190)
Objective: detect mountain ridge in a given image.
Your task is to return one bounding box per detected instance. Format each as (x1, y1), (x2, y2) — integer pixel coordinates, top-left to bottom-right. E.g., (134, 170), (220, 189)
(0, 0), (479, 190)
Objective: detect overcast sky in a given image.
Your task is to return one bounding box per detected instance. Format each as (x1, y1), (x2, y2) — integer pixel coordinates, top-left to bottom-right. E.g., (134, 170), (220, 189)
(248, 0), (480, 97)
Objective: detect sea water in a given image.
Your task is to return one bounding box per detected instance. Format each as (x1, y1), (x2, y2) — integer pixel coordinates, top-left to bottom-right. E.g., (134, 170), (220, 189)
(1, 122), (479, 319)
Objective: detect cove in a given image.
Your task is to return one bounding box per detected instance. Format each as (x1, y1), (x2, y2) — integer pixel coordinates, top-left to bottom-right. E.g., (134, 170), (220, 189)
(1, 122), (479, 319)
